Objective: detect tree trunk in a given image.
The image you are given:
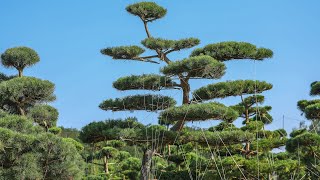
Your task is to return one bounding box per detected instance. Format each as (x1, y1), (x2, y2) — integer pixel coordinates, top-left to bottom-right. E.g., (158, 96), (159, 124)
(245, 109), (249, 124)
(18, 69), (23, 77)
(170, 78), (190, 131)
(104, 156), (109, 175)
(140, 149), (153, 180)
(244, 108), (251, 157)
(18, 106), (25, 116)
(180, 78), (190, 105)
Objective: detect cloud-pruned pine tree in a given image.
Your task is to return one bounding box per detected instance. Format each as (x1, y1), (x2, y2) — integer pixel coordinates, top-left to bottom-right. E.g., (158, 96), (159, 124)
(289, 81), (320, 178)
(0, 112), (85, 179)
(0, 47), (85, 179)
(98, 1), (278, 179)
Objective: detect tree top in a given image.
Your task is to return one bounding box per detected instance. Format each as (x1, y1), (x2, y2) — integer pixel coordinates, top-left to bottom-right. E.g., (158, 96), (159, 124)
(1, 46), (40, 69)
(190, 41), (273, 61)
(126, 2), (167, 22)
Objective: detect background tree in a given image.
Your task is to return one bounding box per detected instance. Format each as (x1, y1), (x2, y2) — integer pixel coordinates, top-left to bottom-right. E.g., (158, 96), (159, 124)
(288, 81), (320, 178)
(0, 47), (84, 179)
(0, 77), (55, 115)
(0, 112), (85, 179)
(1, 46), (40, 77)
(100, 146), (119, 175)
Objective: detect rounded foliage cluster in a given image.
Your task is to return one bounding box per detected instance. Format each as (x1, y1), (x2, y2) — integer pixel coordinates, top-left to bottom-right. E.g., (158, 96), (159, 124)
(190, 41), (273, 61)
(159, 102), (239, 123)
(161, 55), (226, 79)
(141, 37), (200, 51)
(113, 74), (179, 91)
(193, 80), (273, 101)
(99, 94), (176, 112)
(310, 81), (320, 96)
(0, 113), (84, 179)
(1, 46), (40, 70)
(0, 77), (56, 114)
(126, 2), (167, 22)
(101, 46), (145, 59)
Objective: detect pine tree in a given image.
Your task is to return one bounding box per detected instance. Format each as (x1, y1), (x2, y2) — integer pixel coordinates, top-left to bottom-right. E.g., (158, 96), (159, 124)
(0, 47), (55, 116)
(1, 46), (40, 77)
(97, 2), (280, 179)
(288, 81), (320, 178)
(0, 47), (85, 179)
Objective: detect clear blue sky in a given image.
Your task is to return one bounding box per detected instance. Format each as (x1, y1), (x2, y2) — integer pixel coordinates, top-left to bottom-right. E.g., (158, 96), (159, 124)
(0, 0), (319, 133)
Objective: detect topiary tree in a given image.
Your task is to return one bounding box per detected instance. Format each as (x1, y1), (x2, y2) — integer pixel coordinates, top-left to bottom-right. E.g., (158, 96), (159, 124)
(100, 146), (119, 175)
(0, 77), (55, 116)
(98, 2), (274, 179)
(289, 81), (320, 178)
(1, 46), (40, 77)
(298, 81), (320, 134)
(0, 112), (85, 179)
(191, 80), (284, 157)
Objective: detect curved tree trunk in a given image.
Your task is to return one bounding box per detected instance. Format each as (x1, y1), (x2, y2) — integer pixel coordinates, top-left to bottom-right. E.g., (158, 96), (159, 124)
(171, 78), (190, 131)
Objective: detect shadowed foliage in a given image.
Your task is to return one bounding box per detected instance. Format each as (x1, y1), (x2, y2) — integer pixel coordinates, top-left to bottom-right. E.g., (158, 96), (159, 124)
(99, 94), (176, 112)
(113, 74), (180, 91)
(310, 81), (320, 96)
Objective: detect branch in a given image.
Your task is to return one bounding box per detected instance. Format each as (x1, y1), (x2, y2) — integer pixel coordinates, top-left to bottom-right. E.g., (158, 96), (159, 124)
(87, 162), (104, 166)
(164, 48), (177, 55)
(131, 57), (160, 64)
(140, 55), (159, 59)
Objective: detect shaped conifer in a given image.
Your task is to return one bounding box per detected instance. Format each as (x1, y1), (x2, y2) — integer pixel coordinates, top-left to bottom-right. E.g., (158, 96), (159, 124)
(98, 2), (275, 179)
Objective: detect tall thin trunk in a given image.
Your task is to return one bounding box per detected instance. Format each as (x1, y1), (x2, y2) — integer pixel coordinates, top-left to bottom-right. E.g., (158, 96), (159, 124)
(104, 156), (109, 175)
(140, 149), (153, 180)
(143, 21), (151, 38)
(245, 107), (250, 157)
(245, 109), (249, 124)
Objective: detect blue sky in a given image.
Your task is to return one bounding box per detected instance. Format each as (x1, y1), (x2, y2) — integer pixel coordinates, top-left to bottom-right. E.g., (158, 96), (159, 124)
(0, 0), (319, 133)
